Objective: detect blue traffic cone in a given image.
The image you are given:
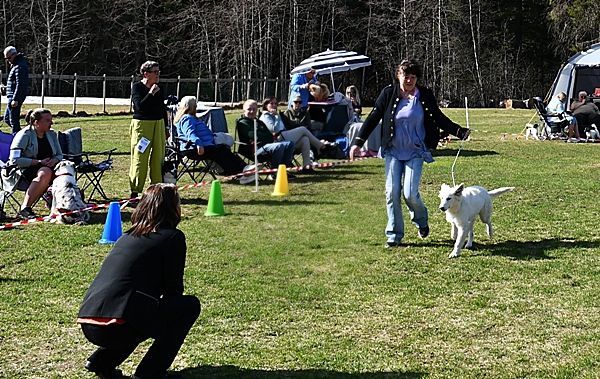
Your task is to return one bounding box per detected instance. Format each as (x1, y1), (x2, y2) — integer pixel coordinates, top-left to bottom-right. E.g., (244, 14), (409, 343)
(98, 201), (123, 244)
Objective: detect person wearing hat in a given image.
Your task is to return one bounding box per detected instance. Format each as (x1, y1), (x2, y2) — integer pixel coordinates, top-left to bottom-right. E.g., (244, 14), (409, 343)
(3, 46), (29, 133)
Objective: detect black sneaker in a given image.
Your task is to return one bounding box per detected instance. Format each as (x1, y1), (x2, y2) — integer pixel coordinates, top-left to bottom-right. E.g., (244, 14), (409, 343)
(85, 360), (125, 379)
(287, 173), (297, 180)
(418, 226), (430, 239)
(18, 206), (37, 220)
(385, 241), (400, 248)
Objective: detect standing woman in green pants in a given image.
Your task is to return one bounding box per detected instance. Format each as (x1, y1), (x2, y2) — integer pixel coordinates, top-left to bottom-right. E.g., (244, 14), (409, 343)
(129, 61), (168, 201)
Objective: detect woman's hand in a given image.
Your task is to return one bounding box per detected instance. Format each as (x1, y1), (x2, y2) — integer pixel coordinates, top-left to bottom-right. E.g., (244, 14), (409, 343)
(196, 145), (205, 155)
(349, 145), (360, 161)
(149, 84), (160, 96)
(41, 157), (58, 167)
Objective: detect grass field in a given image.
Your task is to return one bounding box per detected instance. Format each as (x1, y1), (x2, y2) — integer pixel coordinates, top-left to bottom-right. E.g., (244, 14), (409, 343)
(2, 107), (600, 378)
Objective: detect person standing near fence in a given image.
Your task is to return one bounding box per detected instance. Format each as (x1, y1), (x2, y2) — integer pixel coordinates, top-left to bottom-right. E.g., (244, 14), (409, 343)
(129, 61), (168, 203)
(3, 46), (29, 133)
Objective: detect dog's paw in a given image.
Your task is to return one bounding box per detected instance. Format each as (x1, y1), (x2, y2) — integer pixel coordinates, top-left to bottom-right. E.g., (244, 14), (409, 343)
(448, 250), (460, 258)
(465, 242), (473, 249)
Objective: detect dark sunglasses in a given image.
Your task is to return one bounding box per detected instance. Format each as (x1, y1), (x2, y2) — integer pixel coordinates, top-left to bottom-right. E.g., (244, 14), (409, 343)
(293, 101), (302, 104)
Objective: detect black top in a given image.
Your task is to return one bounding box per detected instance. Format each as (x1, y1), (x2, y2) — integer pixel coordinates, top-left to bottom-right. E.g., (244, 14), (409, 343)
(352, 84), (469, 150)
(131, 81), (168, 123)
(36, 135), (52, 159)
(78, 227), (186, 335)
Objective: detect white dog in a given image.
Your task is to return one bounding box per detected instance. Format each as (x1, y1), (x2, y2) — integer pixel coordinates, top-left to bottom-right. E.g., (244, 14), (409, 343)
(438, 183), (514, 258)
(51, 160), (90, 225)
(525, 123), (539, 140)
(586, 124), (600, 142)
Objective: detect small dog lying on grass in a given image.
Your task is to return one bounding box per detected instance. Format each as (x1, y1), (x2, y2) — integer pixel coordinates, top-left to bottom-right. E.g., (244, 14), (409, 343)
(51, 160), (90, 225)
(438, 183), (514, 258)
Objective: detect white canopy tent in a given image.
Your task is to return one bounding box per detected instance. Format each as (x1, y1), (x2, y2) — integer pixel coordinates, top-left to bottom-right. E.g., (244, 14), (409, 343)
(549, 43), (600, 109)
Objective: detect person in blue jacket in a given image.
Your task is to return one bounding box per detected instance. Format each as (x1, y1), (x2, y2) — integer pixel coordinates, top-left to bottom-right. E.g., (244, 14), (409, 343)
(287, 69), (319, 109)
(3, 46), (29, 133)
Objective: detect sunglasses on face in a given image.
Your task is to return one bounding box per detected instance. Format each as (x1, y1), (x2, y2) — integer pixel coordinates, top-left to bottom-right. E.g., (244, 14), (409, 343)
(293, 101), (302, 104)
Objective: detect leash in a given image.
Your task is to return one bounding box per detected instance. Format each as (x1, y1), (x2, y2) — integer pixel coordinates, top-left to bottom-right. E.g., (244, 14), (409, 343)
(451, 97), (469, 186)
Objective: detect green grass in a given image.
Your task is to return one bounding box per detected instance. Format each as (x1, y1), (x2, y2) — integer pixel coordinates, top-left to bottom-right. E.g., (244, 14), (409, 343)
(2, 108), (600, 378)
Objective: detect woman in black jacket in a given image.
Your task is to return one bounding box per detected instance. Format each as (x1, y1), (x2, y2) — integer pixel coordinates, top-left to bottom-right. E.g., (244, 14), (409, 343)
(78, 184), (199, 379)
(349, 59), (470, 248)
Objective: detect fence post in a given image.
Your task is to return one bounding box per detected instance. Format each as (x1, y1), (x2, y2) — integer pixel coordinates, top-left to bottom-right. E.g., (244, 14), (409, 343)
(130, 75), (134, 113)
(177, 75), (181, 99)
(275, 77), (279, 102)
(213, 75), (218, 105)
(196, 76), (200, 100)
(41, 72), (45, 108)
(231, 76), (235, 106)
(246, 77), (250, 101)
(73, 73), (77, 115)
(102, 74), (107, 114)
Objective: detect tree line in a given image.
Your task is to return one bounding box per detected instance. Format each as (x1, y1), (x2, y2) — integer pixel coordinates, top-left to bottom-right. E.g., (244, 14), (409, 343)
(1, 0), (594, 107)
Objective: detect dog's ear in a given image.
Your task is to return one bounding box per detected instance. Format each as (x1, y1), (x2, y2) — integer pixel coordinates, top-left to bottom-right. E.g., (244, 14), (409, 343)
(454, 183), (465, 196)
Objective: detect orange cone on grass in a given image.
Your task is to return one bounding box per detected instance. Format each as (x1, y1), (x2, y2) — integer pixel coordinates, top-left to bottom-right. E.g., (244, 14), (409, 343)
(205, 180), (226, 216)
(271, 164), (290, 196)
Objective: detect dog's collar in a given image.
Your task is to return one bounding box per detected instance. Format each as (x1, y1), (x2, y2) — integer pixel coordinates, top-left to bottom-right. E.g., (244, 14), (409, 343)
(55, 172), (74, 177)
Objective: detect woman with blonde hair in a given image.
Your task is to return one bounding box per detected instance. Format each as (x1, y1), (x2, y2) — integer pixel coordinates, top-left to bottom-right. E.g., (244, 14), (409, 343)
(345, 85), (362, 121)
(546, 91), (581, 142)
(3, 108), (62, 219)
(174, 96), (248, 177)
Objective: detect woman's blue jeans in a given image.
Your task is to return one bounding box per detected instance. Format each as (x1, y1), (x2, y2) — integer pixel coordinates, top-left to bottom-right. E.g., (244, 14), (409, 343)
(384, 154), (428, 243)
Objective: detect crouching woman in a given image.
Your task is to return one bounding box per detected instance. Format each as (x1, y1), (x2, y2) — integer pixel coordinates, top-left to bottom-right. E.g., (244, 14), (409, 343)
(77, 183), (200, 379)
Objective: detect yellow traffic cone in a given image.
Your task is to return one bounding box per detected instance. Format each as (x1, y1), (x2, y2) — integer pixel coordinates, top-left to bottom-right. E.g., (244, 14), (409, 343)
(205, 180), (226, 216)
(272, 164), (290, 196)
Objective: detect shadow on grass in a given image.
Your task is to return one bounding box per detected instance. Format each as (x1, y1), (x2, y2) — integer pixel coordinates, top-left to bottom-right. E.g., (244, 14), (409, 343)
(431, 149), (499, 157)
(415, 238), (591, 260)
(180, 366), (426, 379)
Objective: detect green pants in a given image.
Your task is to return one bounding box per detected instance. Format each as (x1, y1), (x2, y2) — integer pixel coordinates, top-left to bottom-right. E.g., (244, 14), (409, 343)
(129, 119), (166, 193)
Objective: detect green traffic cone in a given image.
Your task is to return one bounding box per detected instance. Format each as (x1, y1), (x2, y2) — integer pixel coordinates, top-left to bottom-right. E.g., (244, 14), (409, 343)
(205, 180), (226, 216)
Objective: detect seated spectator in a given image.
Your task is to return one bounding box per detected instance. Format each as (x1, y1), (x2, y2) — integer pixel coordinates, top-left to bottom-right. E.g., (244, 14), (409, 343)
(282, 95), (321, 135)
(237, 99), (296, 179)
(310, 83), (330, 102)
(570, 91), (600, 134)
(2, 108), (62, 219)
(345, 85), (362, 121)
(260, 96), (333, 168)
(174, 96), (249, 177)
(546, 92), (581, 142)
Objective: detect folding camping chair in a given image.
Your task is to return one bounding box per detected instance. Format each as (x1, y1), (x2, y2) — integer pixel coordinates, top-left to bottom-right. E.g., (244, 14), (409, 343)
(165, 113), (218, 184)
(0, 131), (52, 219)
(532, 97), (569, 140)
(233, 118), (273, 178)
(58, 127), (116, 203)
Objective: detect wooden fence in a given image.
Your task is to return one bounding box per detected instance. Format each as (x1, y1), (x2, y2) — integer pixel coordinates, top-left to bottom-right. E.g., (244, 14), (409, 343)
(0, 72), (292, 113)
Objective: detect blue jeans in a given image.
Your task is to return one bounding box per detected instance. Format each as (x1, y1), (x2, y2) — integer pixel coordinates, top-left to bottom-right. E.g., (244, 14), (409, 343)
(384, 154), (428, 243)
(257, 140), (295, 168)
(4, 100), (22, 133)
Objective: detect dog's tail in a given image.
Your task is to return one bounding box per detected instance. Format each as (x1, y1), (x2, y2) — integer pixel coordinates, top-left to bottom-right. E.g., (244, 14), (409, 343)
(489, 187), (515, 199)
